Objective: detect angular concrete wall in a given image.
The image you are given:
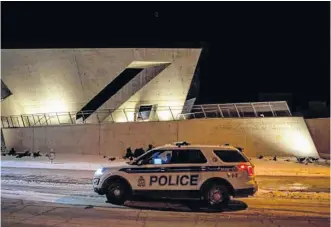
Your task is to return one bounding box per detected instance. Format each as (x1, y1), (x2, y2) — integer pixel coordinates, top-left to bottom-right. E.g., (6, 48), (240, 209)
(1, 48), (201, 118)
(178, 118), (319, 157)
(99, 122), (178, 156)
(2, 117), (319, 158)
(3, 125), (101, 155)
(305, 118), (330, 159)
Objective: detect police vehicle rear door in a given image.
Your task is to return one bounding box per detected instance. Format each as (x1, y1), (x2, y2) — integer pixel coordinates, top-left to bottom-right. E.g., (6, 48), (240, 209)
(212, 149), (253, 180)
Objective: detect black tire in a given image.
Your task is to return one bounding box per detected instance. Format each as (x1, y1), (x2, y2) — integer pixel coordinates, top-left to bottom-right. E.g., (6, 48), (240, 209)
(106, 180), (131, 205)
(203, 184), (230, 209)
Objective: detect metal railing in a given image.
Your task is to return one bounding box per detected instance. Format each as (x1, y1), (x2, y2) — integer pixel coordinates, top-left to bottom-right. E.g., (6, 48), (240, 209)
(179, 101), (292, 119)
(1, 101), (291, 128)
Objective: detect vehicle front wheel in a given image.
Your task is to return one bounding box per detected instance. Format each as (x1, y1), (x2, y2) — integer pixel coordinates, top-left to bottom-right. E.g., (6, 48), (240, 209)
(204, 184), (230, 209)
(106, 181), (131, 205)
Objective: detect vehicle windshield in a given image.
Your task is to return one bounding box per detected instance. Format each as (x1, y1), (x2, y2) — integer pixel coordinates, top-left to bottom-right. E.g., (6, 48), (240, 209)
(128, 149), (154, 165)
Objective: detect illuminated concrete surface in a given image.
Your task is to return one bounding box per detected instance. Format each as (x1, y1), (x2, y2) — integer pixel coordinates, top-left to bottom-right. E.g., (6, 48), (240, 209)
(2, 117), (319, 158)
(177, 117), (319, 158)
(1, 48), (201, 120)
(305, 118), (330, 159)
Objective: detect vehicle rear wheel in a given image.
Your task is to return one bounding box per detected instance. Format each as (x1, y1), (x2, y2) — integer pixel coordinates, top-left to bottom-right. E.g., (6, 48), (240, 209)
(204, 184), (230, 209)
(106, 181), (131, 205)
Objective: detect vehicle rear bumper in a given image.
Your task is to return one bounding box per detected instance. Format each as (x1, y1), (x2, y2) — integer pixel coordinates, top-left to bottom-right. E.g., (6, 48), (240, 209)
(233, 187), (258, 198)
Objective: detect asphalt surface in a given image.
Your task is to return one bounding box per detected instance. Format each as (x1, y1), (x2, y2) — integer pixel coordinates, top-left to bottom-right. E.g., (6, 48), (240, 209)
(1, 167), (330, 227)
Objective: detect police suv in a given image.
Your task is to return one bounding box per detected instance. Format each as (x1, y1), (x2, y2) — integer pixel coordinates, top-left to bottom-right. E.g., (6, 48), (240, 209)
(93, 142), (258, 208)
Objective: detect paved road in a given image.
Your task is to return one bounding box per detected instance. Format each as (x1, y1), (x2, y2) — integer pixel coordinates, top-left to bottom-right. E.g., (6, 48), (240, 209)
(1, 167), (330, 227)
(2, 198), (330, 227)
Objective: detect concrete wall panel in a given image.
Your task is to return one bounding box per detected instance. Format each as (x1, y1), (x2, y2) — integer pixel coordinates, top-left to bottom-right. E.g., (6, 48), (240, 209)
(177, 118), (319, 157)
(99, 121), (178, 156)
(305, 118), (330, 159)
(2, 117), (319, 158)
(3, 125), (100, 155)
(2, 128), (34, 151)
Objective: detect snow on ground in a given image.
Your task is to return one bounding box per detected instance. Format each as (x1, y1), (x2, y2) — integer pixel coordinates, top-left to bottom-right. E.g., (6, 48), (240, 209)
(255, 189), (330, 201)
(1, 154), (330, 177)
(0, 154), (126, 171)
(251, 157), (330, 177)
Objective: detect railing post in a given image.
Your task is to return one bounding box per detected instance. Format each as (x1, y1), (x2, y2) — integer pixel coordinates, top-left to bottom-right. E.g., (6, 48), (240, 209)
(15, 117), (20, 127)
(32, 115), (37, 126)
(44, 114), (48, 126)
(123, 109), (128, 122)
(108, 109), (114, 123)
(81, 112), (86, 123)
(201, 105), (207, 118)
(6, 117), (10, 128)
(57, 113), (61, 124)
(285, 102), (292, 116)
(234, 104), (241, 117)
(96, 112), (101, 123)
(251, 103), (258, 117)
(26, 116), (31, 127)
(9, 116), (14, 127)
(268, 102), (276, 117)
(21, 116), (26, 127)
(38, 115), (42, 126)
(109, 112), (114, 123)
(217, 104), (224, 118)
(169, 107), (174, 120)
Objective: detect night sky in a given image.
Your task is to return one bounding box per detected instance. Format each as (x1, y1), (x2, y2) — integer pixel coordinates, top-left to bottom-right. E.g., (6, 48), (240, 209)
(2, 1), (330, 110)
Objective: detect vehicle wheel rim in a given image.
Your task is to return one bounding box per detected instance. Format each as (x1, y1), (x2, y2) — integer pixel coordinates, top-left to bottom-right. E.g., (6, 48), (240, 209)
(209, 187), (223, 204)
(111, 185), (122, 197)
(113, 189), (121, 196)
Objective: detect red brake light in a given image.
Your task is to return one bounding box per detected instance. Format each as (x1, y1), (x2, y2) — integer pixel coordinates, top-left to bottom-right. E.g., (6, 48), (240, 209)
(239, 164), (246, 170)
(237, 164), (254, 176)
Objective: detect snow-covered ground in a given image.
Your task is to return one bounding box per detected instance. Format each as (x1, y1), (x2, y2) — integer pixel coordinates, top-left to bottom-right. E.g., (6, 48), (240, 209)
(1, 154), (330, 177)
(1, 154), (125, 171)
(255, 189), (330, 201)
(251, 157), (330, 177)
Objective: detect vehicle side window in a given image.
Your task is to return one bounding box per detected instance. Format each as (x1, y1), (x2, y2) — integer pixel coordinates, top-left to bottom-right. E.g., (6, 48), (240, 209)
(139, 149), (207, 165)
(137, 150), (162, 165)
(170, 149), (207, 164)
(213, 150), (247, 162)
(138, 150), (171, 165)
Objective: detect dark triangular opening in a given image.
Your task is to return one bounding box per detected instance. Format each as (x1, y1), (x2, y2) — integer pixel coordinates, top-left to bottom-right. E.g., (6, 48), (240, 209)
(76, 68), (143, 121)
(1, 80), (12, 101)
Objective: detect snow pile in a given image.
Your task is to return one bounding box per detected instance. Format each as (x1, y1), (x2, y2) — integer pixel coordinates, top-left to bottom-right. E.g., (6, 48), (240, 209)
(251, 157), (330, 177)
(1, 154), (126, 171)
(256, 189), (330, 201)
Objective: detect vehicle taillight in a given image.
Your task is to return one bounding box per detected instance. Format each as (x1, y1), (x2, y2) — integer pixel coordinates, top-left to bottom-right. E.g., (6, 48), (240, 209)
(237, 164), (254, 176)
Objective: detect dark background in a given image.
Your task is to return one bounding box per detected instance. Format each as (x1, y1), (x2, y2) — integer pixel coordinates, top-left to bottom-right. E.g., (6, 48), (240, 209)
(1, 1), (330, 113)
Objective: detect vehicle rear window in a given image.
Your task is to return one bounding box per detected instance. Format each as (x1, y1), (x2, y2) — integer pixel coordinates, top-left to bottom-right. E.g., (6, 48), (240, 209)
(213, 150), (247, 162)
